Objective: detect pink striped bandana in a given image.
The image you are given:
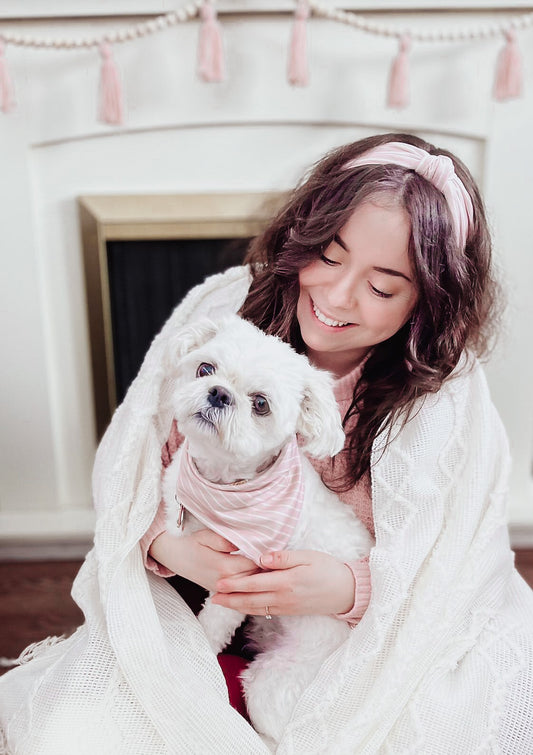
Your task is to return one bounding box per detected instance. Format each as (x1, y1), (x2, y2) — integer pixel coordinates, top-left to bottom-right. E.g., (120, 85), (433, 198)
(174, 436), (305, 565)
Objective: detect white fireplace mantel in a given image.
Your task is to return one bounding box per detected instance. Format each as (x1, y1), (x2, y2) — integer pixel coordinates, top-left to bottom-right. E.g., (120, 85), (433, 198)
(1, 6), (532, 556)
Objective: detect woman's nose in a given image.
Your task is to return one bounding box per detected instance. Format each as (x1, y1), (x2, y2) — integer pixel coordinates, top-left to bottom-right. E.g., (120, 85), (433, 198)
(328, 276), (358, 310)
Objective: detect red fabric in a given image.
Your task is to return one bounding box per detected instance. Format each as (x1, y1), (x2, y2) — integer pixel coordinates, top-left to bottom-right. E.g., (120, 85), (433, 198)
(217, 654), (249, 719)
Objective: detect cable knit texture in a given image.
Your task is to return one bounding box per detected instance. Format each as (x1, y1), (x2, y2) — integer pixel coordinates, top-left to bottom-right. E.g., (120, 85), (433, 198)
(1, 265), (532, 754)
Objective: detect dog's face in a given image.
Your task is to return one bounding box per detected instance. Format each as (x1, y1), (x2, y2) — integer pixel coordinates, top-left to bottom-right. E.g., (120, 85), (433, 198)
(170, 316), (344, 469)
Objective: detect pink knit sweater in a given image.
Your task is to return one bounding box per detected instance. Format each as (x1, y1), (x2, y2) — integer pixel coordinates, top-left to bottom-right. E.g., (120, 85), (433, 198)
(141, 362), (373, 624)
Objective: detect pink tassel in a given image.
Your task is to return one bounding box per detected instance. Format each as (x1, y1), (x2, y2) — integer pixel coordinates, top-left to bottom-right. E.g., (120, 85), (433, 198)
(387, 35), (411, 109)
(98, 43), (124, 125)
(198, 1), (225, 83)
(288, 0), (310, 87)
(493, 29), (523, 102)
(0, 39), (15, 113)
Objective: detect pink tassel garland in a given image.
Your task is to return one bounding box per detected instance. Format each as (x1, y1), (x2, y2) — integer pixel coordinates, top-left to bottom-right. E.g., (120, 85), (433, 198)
(98, 43), (124, 126)
(198, 1), (225, 83)
(0, 39), (15, 113)
(387, 35), (411, 109)
(493, 29), (523, 102)
(288, 0), (310, 87)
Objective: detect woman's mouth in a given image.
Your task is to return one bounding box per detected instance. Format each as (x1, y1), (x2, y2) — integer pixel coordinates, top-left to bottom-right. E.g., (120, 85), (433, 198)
(311, 300), (353, 328)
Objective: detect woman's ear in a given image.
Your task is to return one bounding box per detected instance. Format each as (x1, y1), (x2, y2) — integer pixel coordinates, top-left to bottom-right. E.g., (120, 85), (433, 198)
(296, 365), (345, 458)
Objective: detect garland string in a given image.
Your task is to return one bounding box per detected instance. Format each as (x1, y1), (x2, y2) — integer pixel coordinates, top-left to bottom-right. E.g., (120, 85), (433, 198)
(0, 1), (531, 124)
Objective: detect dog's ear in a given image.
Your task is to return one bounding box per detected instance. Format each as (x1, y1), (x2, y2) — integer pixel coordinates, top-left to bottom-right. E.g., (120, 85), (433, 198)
(165, 317), (220, 370)
(296, 365), (345, 459)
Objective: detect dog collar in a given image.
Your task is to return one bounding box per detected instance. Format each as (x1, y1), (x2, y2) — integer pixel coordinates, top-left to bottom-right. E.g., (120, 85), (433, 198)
(173, 436), (305, 565)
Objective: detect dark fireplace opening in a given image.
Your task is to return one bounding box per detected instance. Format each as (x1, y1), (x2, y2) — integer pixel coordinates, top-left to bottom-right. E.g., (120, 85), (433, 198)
(106, 237), (250, 404)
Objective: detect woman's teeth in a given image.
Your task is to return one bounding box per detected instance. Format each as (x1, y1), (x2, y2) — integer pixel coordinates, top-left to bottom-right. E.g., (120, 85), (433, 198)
(312, 302), (349, 327)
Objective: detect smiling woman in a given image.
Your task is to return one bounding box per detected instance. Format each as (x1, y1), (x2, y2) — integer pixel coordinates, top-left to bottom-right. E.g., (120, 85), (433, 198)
(296, 201), (417, 377)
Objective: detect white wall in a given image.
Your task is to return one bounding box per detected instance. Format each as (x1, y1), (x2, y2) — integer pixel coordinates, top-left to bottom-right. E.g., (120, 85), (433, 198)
(1, 5), (532, 551)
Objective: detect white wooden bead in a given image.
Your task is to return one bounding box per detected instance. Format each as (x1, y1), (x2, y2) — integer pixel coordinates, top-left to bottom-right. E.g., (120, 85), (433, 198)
(0, 4), (529, 75)
(136, 22), (150, 37)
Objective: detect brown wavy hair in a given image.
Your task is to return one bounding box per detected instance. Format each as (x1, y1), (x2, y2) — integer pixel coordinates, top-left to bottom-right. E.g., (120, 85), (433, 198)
(239, 133), (501, 489)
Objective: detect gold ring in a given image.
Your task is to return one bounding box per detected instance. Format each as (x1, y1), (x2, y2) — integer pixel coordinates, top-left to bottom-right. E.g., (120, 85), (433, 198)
(265, 606), (272, 620)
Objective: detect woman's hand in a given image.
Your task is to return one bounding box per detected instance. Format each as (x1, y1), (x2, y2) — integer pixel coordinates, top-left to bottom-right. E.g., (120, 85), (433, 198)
(149, 529), (259, 592)
(211, 550), (355, 617)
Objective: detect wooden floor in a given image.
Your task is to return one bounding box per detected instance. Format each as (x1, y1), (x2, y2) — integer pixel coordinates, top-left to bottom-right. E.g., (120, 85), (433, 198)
(1, 551), (533, 669)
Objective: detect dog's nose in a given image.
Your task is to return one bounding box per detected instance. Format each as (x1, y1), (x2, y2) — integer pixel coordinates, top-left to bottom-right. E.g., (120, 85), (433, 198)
(207, 385), (234, 408)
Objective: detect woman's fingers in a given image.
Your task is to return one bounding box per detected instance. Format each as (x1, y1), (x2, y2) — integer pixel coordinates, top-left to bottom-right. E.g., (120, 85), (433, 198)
(212, 570), (283, 614)
(215, 551), (312, 596)
(212, 550), (356, 616)
(211, 590), (279, 616)
(215, 572), (276, 594)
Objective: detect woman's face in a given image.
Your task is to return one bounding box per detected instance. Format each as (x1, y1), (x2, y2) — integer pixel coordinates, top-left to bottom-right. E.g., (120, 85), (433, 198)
(297, 201), (418, 378)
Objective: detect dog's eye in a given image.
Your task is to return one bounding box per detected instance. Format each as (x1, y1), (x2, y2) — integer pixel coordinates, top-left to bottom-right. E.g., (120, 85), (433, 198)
(252, 395), (270, 416)
(196, 362), (216, 378)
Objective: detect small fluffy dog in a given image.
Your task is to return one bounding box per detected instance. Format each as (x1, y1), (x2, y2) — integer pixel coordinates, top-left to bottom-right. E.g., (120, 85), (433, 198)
(163, 315), (373, 745)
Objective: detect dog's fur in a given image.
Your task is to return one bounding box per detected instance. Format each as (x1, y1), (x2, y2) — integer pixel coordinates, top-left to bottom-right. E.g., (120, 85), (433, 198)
(163, 315), (373, 745)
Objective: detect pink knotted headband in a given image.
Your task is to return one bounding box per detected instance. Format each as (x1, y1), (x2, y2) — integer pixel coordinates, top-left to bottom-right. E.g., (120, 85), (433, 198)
(343, 142), (474, 250)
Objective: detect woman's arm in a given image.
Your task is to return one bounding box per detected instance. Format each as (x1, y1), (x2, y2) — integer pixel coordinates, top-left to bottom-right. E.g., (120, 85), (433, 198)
(211, 549), (360, 617)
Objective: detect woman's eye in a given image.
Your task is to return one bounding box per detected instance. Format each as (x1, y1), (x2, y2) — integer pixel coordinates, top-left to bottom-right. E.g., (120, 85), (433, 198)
(370, 283), (393, 299)
(320, 254), (338, 266)
(196, 363), (216, 378)
(252, 395), (270, 416)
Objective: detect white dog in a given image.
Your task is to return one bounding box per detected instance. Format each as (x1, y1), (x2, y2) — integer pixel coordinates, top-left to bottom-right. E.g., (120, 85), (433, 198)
(163, 315), (373, 745)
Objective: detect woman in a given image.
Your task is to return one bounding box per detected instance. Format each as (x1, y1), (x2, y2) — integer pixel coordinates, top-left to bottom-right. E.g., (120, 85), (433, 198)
(147, 132), (496, 626)
(1, 133), (532, 754)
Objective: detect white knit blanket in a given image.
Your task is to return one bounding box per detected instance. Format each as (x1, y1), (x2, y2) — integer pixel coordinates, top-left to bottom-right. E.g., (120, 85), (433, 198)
(1, 266), (533, 755)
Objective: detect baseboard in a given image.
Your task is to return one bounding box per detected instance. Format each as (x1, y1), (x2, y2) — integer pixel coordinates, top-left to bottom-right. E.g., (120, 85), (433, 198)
(509, 524), (533, 549)
(0, 508), (95, 561)
(1, 526), (532, 562)
(0, 538), (93, 561)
